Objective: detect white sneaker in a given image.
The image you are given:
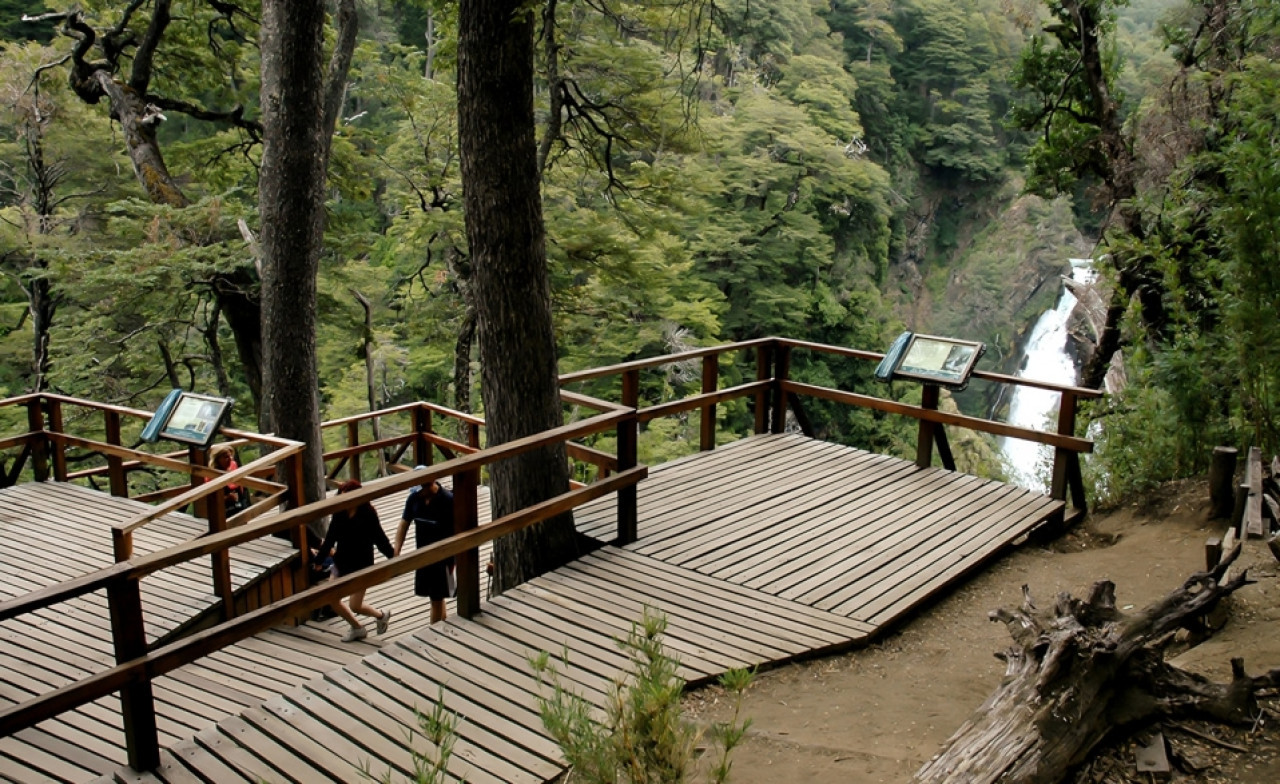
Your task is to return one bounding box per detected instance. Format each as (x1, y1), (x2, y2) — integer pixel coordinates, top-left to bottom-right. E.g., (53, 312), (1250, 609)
(342, 625), (367, 642)
(376, 610), (391, 636)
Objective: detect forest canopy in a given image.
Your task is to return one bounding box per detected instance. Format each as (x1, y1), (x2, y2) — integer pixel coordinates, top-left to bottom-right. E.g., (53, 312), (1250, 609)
(0, 0), (1275, 501)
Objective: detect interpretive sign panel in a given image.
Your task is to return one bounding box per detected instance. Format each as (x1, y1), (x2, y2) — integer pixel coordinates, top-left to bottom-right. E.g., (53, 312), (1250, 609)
(892, 334), (983, 388)
(157, 392), (232, 447)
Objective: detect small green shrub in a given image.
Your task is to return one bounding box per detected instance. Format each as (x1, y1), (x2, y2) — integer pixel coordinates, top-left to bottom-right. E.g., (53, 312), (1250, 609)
(361, 685), (463, 784)
(531, 608), (753, 784)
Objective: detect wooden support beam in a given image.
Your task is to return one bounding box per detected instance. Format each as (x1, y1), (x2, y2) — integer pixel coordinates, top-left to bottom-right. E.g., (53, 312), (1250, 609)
(107, 577), (159, 772)
(1050, 391), (1078, 502)
(700, 354), (718, 451)
(1245, 447), (1264, 538)
(616, 369), (639, 546)
(454, 467), (481, 618)
(934, 422), (955, 471)
(25, 398), (48, 482)
(48, 399), (66, 481)
(1205, 536), (1223, 571)
(770, 345), (791, 434)
(916, 384), (939, 469)
(754, 344), (771, 435)
(1209, 446), (1238, 520)
(104, 410), (127, 497)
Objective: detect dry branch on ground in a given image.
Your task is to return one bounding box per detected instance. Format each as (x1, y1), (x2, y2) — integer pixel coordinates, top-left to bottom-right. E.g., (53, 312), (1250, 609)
(914, 545), (1280, 784)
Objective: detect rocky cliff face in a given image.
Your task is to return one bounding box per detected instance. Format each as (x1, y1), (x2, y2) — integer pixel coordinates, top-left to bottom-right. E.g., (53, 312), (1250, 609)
(886, 187), (1094, 416)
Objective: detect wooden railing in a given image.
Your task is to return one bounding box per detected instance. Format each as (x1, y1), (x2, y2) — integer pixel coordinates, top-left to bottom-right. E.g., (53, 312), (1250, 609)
(0, 402), (645, 771)
(318, 399), (622, 489)
(0, 335), (1099, 773)
(560, 336), (1101, 522)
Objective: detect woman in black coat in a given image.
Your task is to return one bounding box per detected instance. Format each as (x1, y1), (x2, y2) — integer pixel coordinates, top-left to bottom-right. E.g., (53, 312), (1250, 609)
(315, 479), (394, 642)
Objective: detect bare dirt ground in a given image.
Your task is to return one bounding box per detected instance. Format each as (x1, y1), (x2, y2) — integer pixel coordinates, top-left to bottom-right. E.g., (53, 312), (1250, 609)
(686, 479), (1280, 783)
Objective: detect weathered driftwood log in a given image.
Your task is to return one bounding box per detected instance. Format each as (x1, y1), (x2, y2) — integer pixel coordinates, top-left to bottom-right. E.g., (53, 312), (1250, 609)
(913, 546), (1280, 784)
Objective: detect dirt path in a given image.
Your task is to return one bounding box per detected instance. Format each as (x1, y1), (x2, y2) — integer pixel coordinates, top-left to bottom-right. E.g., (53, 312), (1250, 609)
(685, 479), (1280, 783)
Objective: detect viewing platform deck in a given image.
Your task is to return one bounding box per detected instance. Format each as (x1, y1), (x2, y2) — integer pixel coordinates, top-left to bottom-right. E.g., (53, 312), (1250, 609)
(1, 434), (1062, 783)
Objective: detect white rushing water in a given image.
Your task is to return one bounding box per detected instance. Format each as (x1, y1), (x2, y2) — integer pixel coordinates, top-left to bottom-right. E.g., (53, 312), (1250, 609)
(1000, 259), (1094, 491)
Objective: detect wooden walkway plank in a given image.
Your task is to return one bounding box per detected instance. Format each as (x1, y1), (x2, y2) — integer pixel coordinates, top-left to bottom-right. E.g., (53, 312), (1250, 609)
(843, 494), (1062, 623)
(431, 619), (614, 704)
(466, 602), (636, 684)
(391, 635), (566, 762)
(775, 473), (1002, 603)
(580, 549), (874, 640)
(339, 658), (543, 783)
(528, 568), (796, 664)
(560, 555), (867, 651)
(631, 449), (895, 560)
(644, 453), (921, 567)
(808, 482), (1046, 612)
(702, 469), (961, 586)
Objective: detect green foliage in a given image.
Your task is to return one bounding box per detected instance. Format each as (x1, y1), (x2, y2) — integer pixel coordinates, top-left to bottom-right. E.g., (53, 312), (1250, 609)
(1073, 0), (1280, 496)
(531, 609), (753, 784)
(362, 686), (463, 784)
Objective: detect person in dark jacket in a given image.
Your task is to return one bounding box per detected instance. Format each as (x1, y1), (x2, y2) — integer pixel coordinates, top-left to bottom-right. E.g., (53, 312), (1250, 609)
(394, 470), (454, 625)
(315, 479), (393, 642)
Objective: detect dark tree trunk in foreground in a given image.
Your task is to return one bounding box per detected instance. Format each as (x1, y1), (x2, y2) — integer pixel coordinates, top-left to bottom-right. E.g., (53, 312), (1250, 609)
(914, 547), (1280, 784)
(258, 0), (357, 508)
(457, 0), (577, 593)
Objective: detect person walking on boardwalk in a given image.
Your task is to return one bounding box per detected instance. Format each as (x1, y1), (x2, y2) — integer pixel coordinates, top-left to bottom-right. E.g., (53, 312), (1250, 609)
(314, 479), (394, 642)
(394, 469), (455, 625)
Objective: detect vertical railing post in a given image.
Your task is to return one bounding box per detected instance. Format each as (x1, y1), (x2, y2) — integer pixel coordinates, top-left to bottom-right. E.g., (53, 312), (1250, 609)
(105, 410), (128, 497)
(414, 405), (433, 467)
(25, 397), (49, 482)
(347, 421), (362, 481)
(454, 468), (481, 618)
(770, 344), (791, 434)
(700, 354), (718, 452)
(206, 489), (235, 620)
(285, 449), (311, 600)
(48, 398), (67, 481)
(1050, 391), (1077, 502)
(754, 344), (772, 434)
(107, 575), (160, 772)
(468, 422), (481, 451)
(113, 526), (133, 562)
(617, 369), (639, 545)
(916, 384), (939, 468)
(190, 447), (209, 519)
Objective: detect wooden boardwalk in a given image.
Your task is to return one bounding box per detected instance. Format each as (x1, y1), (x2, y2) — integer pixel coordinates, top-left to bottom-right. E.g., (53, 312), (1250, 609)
(0, 434), (1064, 783)
(576, 433), (1063, 627)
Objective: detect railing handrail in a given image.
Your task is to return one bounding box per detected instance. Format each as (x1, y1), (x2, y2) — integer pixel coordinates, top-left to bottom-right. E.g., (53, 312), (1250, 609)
(783, 380), (1092, 452)
(113, 444), (305, 537)
(0, 405), (632, 622)
(0, 465), (646, 737)
(0, 391), (303, 448)
(558, 338), (774, 384)
(319, 400), (487, 430)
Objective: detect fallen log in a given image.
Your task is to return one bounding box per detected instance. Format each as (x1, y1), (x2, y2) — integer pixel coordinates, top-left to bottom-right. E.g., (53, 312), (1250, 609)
(913, 545), (1280, 784)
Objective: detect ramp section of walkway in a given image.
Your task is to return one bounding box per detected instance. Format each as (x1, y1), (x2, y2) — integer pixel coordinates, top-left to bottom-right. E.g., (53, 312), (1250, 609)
(574, 433), (1064, 627)
(99, 547), (871, 784)
(0, 482), (302, 783)
(0, 482), (295, 641)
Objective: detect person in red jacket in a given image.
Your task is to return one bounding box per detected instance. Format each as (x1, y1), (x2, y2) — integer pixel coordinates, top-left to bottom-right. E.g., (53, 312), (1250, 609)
(315, 480), (394, 642)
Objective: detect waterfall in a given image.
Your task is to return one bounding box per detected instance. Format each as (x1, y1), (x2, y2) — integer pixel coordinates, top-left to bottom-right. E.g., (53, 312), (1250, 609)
(1000, 259), (1094, 491)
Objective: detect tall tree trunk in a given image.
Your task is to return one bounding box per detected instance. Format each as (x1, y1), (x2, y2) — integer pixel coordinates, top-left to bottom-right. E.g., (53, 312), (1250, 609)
(458, 0), (577, 593)
(259, 0), (343, 509)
